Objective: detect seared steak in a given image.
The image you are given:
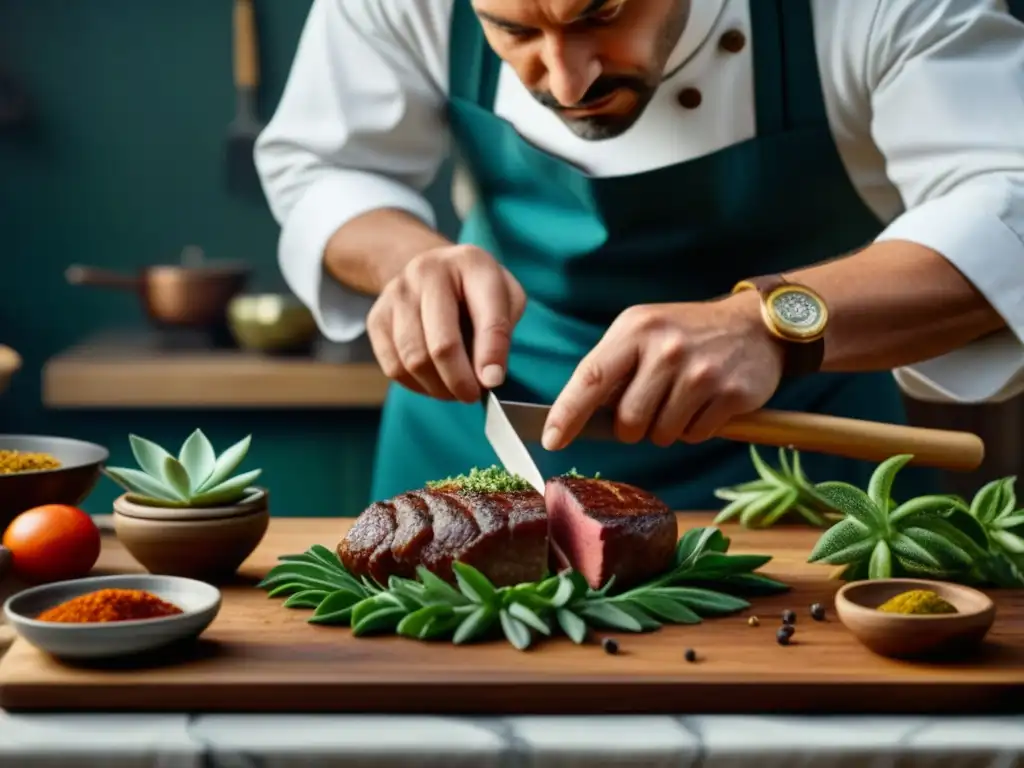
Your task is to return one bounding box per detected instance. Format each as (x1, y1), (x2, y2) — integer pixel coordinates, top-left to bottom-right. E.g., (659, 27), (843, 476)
(545, 476), (678, 590)
(338, 488), (549, 587)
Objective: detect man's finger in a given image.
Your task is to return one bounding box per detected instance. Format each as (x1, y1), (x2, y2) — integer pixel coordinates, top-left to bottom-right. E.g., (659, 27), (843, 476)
(647, 371), (712, 447)
(543, 339), (638, 451)
(368, 306), (434, 398)
(461, 259), (514, 390)
(613, 350), (677, 444)
(421, 269), (480, 403)
(392, 298), (453, 400)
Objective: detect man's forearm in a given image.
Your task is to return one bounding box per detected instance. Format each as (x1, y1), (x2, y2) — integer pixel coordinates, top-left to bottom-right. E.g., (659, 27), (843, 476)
(323, 208), (453, 296)
(783, 240), (1006, 372)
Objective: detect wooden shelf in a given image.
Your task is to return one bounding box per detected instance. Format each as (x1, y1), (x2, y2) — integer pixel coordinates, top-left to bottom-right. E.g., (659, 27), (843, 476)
(42, 333), (389, 409)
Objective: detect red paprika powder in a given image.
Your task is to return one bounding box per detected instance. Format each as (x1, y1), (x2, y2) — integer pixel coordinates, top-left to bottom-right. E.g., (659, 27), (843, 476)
(36, 588), (183, 623)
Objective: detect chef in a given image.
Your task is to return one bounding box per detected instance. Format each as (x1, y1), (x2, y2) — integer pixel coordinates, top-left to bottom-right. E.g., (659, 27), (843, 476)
(256, 0), (1024, 509)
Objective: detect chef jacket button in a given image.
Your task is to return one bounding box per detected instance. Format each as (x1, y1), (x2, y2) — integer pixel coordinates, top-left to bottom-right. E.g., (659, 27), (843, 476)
(719, 29), (746, 53)
(677, 87), (703, 109)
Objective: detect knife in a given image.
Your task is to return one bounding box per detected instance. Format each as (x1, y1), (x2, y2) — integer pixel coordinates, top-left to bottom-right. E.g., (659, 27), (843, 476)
(490, 399), (985, 471)
(482, 392), (547, 493)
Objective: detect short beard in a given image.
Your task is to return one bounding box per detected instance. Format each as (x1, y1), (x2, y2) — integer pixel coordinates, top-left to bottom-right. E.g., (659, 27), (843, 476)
(529, 0), (691, 141)
(530, 74), (658, 140)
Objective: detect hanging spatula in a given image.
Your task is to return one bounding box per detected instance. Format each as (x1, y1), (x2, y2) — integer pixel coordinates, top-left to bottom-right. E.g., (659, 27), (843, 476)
(226, 0), (265, 197)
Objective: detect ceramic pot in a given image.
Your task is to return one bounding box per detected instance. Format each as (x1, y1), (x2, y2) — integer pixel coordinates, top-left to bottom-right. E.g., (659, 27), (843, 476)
(113, 488), (269, 583)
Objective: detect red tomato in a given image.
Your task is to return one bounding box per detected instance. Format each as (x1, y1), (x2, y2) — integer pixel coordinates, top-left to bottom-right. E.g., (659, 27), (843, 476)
(2, 504), (101, 583)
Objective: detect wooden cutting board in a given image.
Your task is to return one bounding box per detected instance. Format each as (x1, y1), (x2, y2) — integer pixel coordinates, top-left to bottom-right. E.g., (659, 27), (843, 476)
(2, 516), (1024, 715)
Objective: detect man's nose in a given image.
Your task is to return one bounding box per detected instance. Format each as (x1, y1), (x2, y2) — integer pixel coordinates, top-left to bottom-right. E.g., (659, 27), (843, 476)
(543, 34), (601, 106)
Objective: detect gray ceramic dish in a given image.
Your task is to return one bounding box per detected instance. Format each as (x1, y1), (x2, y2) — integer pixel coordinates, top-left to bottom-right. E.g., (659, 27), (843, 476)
(2, 574), (221, 660)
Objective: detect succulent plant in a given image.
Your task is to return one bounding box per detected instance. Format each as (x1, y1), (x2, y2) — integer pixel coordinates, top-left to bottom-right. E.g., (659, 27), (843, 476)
(104, 429), (261, 508)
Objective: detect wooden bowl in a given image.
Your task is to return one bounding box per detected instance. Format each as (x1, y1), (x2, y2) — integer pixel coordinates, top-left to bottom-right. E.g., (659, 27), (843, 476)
(835, 578), (995, 660)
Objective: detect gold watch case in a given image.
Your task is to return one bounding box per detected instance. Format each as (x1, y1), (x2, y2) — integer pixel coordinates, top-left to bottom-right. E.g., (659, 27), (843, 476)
(733, 281), (829, 343)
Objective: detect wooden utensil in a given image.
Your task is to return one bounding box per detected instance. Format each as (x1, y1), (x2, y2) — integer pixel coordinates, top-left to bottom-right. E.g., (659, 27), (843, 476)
(226, 0), (265, 196)
(497, 401), (986, 471)
(835, 578), (996, 660)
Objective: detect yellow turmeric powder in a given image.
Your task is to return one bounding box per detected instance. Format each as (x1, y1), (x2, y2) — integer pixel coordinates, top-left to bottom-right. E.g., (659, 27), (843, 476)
(0, 450), (61, 474)
(877, 589), (957, 615)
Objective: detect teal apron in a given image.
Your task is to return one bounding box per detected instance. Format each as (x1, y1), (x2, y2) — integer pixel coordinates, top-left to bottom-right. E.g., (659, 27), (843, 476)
(371, 0), (939, 509)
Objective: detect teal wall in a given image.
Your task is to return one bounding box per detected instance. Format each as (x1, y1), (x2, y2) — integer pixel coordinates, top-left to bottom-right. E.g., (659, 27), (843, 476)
(0, 1), (459, 516)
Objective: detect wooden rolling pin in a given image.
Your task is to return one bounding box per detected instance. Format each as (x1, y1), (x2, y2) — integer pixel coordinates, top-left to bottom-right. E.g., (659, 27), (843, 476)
(715, 408), (985, 471)
(499, 401), (986, 472)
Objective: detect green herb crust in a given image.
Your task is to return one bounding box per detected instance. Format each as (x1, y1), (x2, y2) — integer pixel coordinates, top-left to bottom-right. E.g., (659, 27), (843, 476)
(426, 465), (533, 494)
(258, 527), (789, 651)
(563, 468), (602, 480)
(806, 453), (1024, 587)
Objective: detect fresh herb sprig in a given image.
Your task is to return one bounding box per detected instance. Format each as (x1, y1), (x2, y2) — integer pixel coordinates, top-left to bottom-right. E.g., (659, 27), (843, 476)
(425, 465), (534, 493)
(807, 453), (1024, 587)
(258, 527), (789, 651)
(714, 446), (842, 528)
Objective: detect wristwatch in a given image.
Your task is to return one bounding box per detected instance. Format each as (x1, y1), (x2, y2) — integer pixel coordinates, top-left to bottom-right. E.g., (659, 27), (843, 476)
(731, 275), (828, 376)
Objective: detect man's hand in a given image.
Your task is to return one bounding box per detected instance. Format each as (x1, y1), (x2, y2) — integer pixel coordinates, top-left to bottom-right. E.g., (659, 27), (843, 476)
(542, 293), (785, 450)
(367, 245), (527, 403)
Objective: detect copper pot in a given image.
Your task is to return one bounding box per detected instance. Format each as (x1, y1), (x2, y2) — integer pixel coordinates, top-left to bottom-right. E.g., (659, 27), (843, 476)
(66, 247), (250, 328)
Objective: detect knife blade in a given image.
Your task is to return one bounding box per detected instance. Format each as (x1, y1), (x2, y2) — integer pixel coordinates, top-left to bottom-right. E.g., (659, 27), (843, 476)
(493, 399), (618, 442)
(482, 392), (547, 494)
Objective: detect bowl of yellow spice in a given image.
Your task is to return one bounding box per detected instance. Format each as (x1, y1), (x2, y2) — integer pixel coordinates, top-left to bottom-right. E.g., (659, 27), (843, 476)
(835, 578), (995, 660)
(0, 435), (109, 528)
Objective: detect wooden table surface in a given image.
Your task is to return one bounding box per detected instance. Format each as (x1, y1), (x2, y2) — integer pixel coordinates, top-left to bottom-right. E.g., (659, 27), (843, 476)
(2, 515), (1024, 715)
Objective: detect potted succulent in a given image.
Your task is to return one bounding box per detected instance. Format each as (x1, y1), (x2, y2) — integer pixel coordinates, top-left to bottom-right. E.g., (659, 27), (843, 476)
(103, 429), (269, 582)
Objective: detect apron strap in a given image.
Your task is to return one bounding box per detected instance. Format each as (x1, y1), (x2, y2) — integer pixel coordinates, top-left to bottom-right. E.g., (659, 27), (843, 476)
(448, 0), (501, 109)
(750, 0), (828, 135)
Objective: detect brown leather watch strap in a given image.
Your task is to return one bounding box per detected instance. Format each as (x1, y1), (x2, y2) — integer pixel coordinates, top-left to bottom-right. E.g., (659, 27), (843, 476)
(733, 274), (825, 377)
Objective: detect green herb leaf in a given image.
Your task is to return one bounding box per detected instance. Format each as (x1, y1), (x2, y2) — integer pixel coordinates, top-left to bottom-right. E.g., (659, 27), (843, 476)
(397, 605), (455, 639)
(888, 532), (943, 571)
(867, 540), (892, 579)
(815, 482), (880, 528)
(452, 605), (497, 644)
(556, 609), (588, 644)
(267, 582), (306, 598)
(353, 607), (407, 636)
(991, 529), (1024, 554)
(612, 602), (662, 631)
(807, 518), (875, 564)
(451, 562), (498, 604)
(499, 609), (533, 650)
(647, 586), (749, 615)
(308, 588), (364, 624)
(190, 469), (262, 507)
(867, 454), (913, 516)
(283, 589), (330, 609)
(631, 594), (701, 624)
(550, 571), (588, 607)
(415, 566), (472, 605)
(890, 495), (964, 524)
(507, 602), (551, 636)
(576, 601), (645, 632)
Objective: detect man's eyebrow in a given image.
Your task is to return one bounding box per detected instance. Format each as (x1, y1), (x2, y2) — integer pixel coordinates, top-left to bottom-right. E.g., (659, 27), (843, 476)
(578, 0), (611, 17)
(476, 10), (533, 32)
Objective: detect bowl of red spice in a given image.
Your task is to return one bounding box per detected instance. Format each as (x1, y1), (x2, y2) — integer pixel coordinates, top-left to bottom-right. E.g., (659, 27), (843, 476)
(2, 573), (221, 660)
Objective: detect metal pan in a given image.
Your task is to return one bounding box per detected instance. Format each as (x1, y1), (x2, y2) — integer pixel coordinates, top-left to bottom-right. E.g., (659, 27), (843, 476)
(66, 246), (250, 328)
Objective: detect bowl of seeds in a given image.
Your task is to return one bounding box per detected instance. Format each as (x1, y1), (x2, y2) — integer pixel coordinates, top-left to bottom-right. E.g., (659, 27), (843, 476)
(0, 436), (110, 528)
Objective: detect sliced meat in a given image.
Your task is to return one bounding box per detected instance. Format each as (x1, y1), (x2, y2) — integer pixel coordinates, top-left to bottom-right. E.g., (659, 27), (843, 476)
(338, 488), (548, 587)
(545, 476), (678, 591)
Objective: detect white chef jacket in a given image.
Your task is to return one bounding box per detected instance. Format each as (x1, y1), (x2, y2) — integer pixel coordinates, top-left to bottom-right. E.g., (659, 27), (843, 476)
(255, 0), (1024, 405)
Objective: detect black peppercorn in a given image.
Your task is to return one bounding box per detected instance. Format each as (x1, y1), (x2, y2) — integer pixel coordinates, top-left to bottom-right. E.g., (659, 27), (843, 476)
(782, 609), (796, 625)
(810, 603), (826, 621)
(776, 627), (792, 645)
(778, 623), (795, 639)
(684, 648), (697, 663)
(602, 637), (619, 655)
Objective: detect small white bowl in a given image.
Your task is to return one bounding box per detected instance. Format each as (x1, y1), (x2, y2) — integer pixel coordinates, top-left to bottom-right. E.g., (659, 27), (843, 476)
(2, 574), (221, 660)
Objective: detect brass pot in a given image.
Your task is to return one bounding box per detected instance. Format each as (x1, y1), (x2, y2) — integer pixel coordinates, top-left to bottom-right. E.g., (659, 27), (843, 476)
(227, 293), (318, 353)
(66, 246), (250, 328)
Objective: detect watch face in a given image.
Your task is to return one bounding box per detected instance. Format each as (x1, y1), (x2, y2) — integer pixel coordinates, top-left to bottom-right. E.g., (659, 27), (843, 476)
(770, 289), (825, 334)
